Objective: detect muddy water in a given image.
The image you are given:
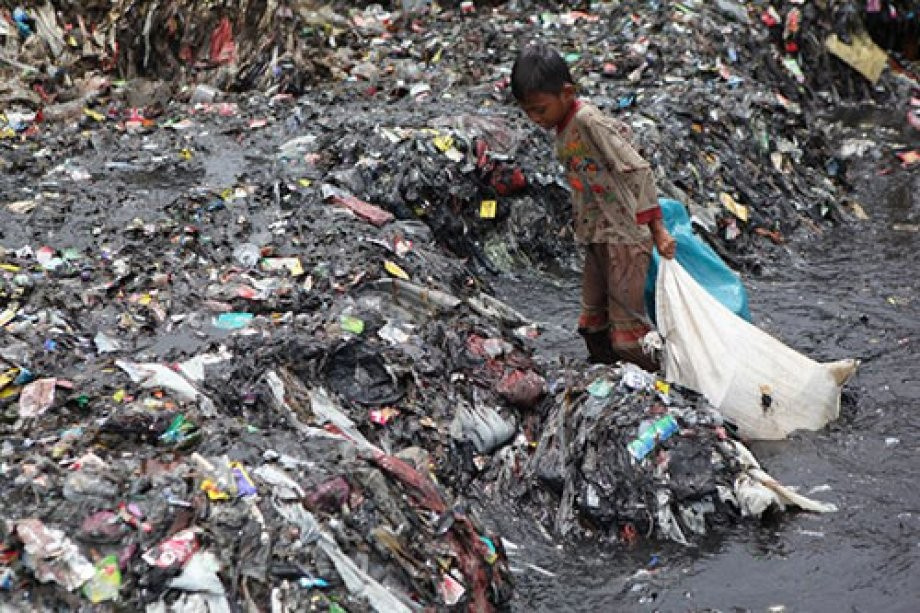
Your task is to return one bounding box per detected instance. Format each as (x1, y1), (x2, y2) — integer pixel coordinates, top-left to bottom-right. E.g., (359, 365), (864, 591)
(494, 168), (920, 610)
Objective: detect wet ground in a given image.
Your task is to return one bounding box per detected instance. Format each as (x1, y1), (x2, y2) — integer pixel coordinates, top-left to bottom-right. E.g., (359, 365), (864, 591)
(494, 150), (920, 610)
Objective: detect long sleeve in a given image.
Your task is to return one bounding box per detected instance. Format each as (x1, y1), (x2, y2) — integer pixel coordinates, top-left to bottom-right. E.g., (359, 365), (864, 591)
(579, 114), (661, 225)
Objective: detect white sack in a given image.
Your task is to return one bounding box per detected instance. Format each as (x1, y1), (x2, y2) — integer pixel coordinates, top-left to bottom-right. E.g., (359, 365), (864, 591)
(655, 259), (857, 440)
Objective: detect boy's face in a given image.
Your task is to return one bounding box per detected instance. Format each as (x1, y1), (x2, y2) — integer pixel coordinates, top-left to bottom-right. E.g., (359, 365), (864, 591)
(519, 84), (575, 130)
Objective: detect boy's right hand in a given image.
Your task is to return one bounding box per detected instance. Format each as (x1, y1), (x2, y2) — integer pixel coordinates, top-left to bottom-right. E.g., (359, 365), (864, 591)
(655, 231), (677, 259)
(650, 221), (677, 259)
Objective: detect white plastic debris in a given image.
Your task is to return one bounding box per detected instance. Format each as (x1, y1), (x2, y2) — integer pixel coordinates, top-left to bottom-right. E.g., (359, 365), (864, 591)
(116, 359), (215, 416)
(273, 502), (412, 613)
(728, 441), (838, 515)
(168, 551), (226, 595)
(93, 331), (122, 353)
(13, 519), (95, 591)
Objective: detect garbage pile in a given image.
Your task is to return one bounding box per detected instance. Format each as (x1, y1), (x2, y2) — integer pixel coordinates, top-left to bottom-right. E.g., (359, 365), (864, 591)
(274, 107), (573, 277)
(0, 0), (390, 94)
(1, 1), (917, 271)
(505, 363), (837, 546)
(515, 0), (917, 267)
(0, 90), (547, 607)
(0, 278), (530, 610)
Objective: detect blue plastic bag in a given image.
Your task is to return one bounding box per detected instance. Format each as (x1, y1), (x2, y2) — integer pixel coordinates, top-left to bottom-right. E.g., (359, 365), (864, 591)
(645, 198), (750, 322)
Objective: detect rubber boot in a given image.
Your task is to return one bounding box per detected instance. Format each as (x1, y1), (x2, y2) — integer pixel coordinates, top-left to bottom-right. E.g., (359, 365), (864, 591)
(579, 328), (617, 365)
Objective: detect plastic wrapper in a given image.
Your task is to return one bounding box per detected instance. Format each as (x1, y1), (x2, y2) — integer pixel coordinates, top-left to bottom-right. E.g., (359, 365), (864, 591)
(142, 529), (200, 570)
(13, 519), (95, 591)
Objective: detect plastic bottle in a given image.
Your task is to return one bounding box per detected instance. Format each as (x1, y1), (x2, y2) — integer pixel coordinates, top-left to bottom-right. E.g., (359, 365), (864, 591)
(627, 415), (679, 461)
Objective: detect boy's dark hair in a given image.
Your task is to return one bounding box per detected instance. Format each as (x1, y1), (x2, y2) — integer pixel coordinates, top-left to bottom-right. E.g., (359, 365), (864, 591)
(510, 43), (574, 100)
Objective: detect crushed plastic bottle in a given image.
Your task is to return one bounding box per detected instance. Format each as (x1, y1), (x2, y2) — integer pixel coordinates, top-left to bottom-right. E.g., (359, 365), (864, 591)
(627, 415), (680, 461)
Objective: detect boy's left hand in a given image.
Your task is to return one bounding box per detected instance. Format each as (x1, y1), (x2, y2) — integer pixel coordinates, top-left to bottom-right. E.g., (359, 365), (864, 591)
(654, 230), (677, 259)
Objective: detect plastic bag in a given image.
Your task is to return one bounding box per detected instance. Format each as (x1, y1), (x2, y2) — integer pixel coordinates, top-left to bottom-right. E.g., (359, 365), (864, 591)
(168, 551), (225, 595)
(14, 519), (95, 591)
(645, 198), (750, 322)
(450, 402), (516, 455)
(655, 259), (857, 440)
(18, 378), (57, 418)
(83, 555), (121, 603)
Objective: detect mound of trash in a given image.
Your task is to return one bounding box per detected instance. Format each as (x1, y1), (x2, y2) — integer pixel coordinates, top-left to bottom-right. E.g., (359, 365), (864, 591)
(2, 1), (917, 271)
(507, 364), (837, 546)
(0, 294), (532, 610)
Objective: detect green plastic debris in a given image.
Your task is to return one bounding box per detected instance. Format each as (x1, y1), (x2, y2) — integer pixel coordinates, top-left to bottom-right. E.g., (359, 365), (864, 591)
(83, 554), (121, 603)
(587, 378), (614, 398)
(340, 314), (364, 335)
(159, 414), (199, 446)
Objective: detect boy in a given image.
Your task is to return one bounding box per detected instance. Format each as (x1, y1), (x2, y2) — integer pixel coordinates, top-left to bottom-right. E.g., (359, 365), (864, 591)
(511, 43), (676, 371)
